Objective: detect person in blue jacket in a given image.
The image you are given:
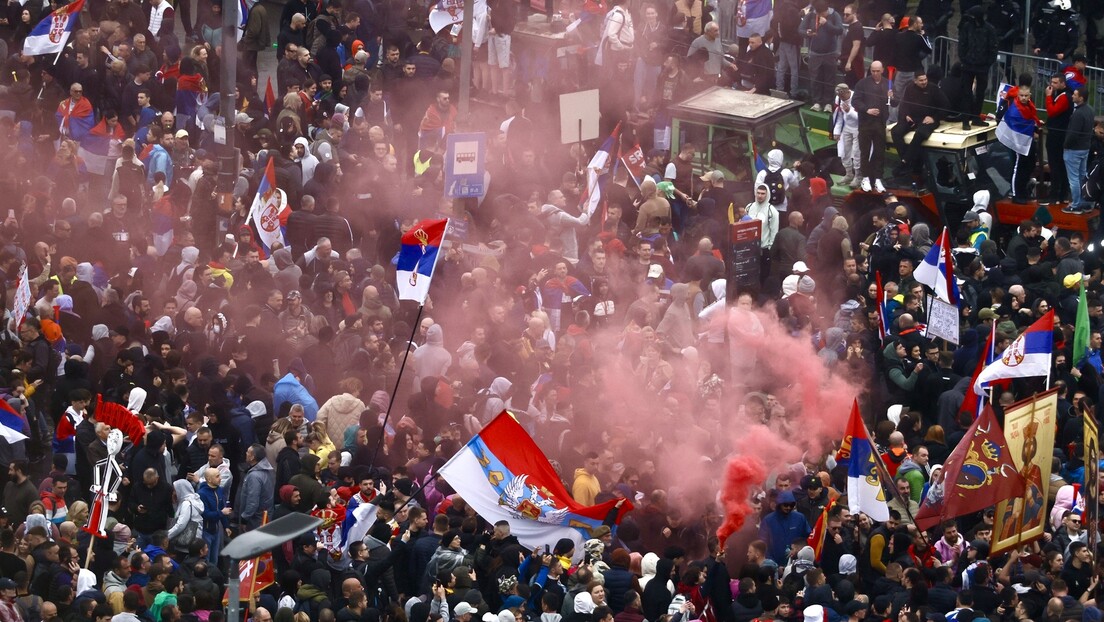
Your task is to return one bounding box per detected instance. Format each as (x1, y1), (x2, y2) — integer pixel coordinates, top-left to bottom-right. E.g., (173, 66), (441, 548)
(758, 490), (812, 566)
(273, 357), (319, 421)
(198, 467), (231, 564)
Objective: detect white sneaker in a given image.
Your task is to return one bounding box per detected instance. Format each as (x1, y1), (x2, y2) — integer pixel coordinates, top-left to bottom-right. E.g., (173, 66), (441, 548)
(874, 179), (886, 193)
(810, 103), (822, 112)
(860, 177), (872, 192)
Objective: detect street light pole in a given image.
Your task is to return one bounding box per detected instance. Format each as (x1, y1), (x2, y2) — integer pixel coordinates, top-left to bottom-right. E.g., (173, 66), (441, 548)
(458, 0), (474, 118)
(218, 0), (239, 195)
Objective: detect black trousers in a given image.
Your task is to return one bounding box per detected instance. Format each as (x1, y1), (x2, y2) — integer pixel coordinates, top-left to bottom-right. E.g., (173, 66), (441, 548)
(1046, 130), (1069, 200)
(891, 119), (939, 171)
(858, 118), (887, 179)
(960, 68), (988, 118)
(1012, 141), (1037, 199)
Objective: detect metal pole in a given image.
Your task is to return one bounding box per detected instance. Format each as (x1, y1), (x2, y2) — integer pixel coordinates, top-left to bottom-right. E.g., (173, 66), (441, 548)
(1024, 0), (1031, 56)
(227, 560), (241, 622)
(458, 0), (474, 119)
(219, 0), (239, 193)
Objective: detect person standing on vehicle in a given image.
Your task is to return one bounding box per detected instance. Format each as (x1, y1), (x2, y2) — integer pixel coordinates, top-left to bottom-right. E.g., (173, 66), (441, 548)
(853, 60), (890, 193)
(957, 5), (998, 125)
(891, 16), (931, 122)
(832, 83), (861, 188)
(1062, 87), (1095, 215)
(772, 0), (804, 96)
(1045, 73), (1074, 203)
(839, 4), (865, 87)
(996, 82), (1041, 204)
(798, 0), (843, 112)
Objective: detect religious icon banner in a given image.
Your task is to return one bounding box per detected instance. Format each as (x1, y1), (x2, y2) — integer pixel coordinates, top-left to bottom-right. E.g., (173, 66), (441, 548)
(991, 389), (1058, 555)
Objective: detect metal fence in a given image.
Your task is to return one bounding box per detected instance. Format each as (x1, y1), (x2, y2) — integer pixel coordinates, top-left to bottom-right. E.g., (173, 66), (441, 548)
(929, 36), (1104, 114)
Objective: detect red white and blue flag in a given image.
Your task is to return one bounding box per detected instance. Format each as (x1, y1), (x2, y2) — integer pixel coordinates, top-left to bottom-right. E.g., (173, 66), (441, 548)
(247, 158), (288, 255)
(0, 399), (28, 443)
(396, 219), (449, 305)
(835, 400), (889, 521)
(973, 309), (1054, 392)
(23, 0), (84, 56)
(78, 117), (125, 176)
(581, 123), (620, 216)
(440, 411), (632, 554)
(960, 322), (999, 415)
(914, 227), (960, 305)
(875, 271), (890, 341)
(995, 83), (1040, 157)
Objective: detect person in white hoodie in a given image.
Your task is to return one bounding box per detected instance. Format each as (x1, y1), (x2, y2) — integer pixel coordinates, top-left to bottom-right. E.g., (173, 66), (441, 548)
(746, 183), (780, 280)
(294, 137), (319, 184)
(831, 83), (861, 187)
(754, 149), (798, 212)
(168, 479), (203, 553)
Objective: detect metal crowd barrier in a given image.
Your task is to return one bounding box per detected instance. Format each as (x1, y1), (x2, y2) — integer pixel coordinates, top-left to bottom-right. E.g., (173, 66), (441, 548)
(929, 35), (1104, 113)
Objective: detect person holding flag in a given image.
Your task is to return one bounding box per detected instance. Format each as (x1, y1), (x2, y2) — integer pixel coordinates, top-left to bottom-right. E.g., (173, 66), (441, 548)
(247, 156), (290, 257)
(913, 228), (960, 305)
(836, 400), (890, 522)
(995, 81), (1042, 203)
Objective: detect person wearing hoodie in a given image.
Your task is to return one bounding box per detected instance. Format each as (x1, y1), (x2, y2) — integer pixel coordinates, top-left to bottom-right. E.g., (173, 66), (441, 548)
(289, 453), (326, 512)
(641, 558), (675, 621)
(237, 444), (275, 530)
(656, 283), (694, 350)
(273, 358), (319, 421)
(759, 490), (812, 565)
(633, 179), (670, 235)
(294, 136), (320, 184)
(359, 285), (393, 329)
(755, 151), (798, 214)
(882, 340), (924, 406)
(481, 377), (513, 425)
(316, 379), (367, 444)
(412, 324), (452, 389)
(745, 184), (779, 282)
(572, 453), (602, 506)
(896, 447), (929, 503)
(167, 479), (203, 555)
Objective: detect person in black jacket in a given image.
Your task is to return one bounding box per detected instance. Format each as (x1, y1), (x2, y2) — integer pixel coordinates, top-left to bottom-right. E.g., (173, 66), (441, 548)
(891, 72), (951, 176)
(1032, 0), (1079, 62)
(852, 61), (890, 193)
(127, 467), (173, 548)
(736, 34), (776, 95)
(957, 6), (998, 122)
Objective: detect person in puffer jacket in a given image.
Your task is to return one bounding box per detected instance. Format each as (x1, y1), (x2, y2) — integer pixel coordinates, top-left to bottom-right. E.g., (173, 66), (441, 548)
(315, 377), (367, 444)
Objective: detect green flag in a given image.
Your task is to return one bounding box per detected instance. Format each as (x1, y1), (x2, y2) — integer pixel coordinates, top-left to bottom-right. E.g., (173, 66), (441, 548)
(1074, 280), (1090, 366)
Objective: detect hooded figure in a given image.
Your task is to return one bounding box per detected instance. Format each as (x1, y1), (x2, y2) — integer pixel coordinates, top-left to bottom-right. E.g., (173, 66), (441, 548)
(971, 190), (993, 233)
(294, 136), (320, 184)
(289, 453), (325, 511)
(746, 183), (779, 249)
(482, 377), (512, 424)
(641, 558), (675, 621)
(806, 206), (839, 258)
(167, 479), (203, 552)
(412, 324), (452, 389)
(754, 149), (797, 212)
(316, 390), (366, 447)
(910, 223), (933, 256)
(656, 283), (694, 349)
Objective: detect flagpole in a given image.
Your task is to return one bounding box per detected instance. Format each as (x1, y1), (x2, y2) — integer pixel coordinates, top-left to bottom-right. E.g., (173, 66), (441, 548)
(620, 157), (642, 191)
(369, 303), (424, 467)
(860, 417), (928, 545)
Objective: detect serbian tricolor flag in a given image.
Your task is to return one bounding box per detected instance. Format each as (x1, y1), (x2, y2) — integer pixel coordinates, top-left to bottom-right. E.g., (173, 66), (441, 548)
(78, 117), (125, 176)
(440, 411), (633, 555)
(56, 95), (95, 143)
(996, 84), (1040, 157)
(396, 218), (449, 305)
(581, 123), (620, 216)
(913, 227), (959, 305)
(151, 194), (175, 257)
(247, 158), (288, 255)
(875, 271), (890, 341)
(0, 399), (28, 443)
(834, 400), (889, 521)
(973, 310), (1055, 392)
(23, 0), (84, 56)
(263, 77), (276, 118)
(807, 497), (836, 562)
(960, 322), (999, 415)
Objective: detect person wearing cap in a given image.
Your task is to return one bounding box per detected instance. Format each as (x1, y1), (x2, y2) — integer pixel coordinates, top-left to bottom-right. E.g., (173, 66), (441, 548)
(759, 489), (811, 566)
(794, 474), (828, 525)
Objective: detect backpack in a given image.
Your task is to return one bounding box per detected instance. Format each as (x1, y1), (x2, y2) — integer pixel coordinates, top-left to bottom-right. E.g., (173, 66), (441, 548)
(763, 168), (786, 206)
(171, 502), (200, 550)
(1084, 158), (1103, 202)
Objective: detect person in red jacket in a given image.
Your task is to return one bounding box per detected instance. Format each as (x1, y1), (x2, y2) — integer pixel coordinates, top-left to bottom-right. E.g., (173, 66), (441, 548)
(1045, 72), (1073, 201)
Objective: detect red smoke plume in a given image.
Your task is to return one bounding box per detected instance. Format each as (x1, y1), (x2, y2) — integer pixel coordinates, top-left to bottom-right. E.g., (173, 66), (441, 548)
(716, 454), (767, 545)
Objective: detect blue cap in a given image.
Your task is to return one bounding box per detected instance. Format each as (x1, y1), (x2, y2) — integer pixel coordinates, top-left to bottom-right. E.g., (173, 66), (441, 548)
(778, 490), (797, 504)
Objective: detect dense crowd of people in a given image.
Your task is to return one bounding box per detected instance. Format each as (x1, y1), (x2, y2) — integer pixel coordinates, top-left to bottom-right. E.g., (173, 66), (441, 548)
(0, 3), (1101, 622)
